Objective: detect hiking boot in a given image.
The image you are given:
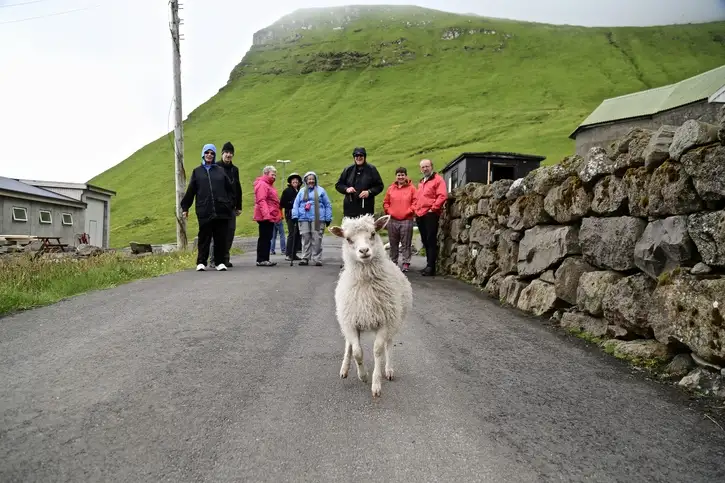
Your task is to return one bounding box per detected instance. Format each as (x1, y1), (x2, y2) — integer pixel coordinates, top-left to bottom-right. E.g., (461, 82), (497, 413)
(196, 263), (206, 271)
(216, 263), (227, 271)
(256, 260), (277, 267)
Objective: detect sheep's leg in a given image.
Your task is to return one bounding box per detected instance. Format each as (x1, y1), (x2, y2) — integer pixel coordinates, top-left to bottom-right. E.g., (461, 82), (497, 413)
(340, 340), (352, 379)
(384, 338), (394, 381)
(342, 327), (367, 383)
(371, 330), (387, 397)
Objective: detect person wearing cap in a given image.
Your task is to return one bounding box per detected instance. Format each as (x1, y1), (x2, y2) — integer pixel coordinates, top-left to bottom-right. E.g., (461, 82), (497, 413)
(210, 141), (242, 267)
(279, 172), (303, 261)
(334, 146), (384, 219)
(180, 143), (236, 272)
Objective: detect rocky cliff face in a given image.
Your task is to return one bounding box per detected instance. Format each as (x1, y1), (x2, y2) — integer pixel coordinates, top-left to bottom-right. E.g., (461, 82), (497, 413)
(437, 107), (725, 397)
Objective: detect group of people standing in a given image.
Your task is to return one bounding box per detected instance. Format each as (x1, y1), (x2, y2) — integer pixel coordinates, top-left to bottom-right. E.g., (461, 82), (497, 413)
(180, 144), (448, 275)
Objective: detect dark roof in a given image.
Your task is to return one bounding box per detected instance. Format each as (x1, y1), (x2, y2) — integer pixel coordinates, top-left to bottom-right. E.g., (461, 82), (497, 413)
(440, 151), (546, 174)
(0, 176), (86, 206)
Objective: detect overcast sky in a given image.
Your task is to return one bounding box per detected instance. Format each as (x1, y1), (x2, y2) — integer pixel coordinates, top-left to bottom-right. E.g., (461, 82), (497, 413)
(1, 0), (724, 183)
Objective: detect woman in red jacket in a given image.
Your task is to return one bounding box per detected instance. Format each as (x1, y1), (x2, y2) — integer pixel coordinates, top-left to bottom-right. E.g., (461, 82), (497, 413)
(382, 167), (417, 272)
(253, 165), (282, 267)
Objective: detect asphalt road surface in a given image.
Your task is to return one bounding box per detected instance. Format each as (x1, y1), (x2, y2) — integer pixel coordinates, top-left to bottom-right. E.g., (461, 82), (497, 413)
(2, 240), (725, 482)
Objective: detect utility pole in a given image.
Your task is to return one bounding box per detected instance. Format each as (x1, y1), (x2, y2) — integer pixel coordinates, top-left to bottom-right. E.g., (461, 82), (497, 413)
(170, 0), (188, 250)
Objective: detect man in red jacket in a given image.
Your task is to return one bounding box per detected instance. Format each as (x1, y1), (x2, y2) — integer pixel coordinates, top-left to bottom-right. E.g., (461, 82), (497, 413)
(413, 158), (448, 276)
(382, 167), (417, 272)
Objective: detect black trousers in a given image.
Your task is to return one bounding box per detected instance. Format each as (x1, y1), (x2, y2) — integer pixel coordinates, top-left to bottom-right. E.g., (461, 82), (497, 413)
(416, 212), (440, 271)
(223, 215), (236, 264)
(257, 221), (275, 262)
(197, 218), (228, 266)
(285, 218), (302, 258)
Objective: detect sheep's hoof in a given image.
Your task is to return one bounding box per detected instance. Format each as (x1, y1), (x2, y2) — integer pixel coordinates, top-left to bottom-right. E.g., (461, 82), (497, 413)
(340, 369), (348, 379)
(371, 383), (382, 397)
(358, 372), (368, 383)
(385, 369), (394, 381)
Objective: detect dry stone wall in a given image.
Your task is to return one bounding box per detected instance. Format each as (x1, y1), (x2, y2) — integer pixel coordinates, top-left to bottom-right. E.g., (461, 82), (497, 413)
(437, 107), (725, 397)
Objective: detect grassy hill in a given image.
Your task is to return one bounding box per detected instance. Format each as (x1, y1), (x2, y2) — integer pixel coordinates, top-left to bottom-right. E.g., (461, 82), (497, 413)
(90, 5), (725, 247)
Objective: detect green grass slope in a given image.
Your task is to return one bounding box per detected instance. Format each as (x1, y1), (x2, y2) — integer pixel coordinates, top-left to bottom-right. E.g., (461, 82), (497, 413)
(90, 5), (725, 247)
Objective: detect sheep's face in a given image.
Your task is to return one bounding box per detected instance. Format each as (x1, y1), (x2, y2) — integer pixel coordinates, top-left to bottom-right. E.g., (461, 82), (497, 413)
(329, 214), (390, 264)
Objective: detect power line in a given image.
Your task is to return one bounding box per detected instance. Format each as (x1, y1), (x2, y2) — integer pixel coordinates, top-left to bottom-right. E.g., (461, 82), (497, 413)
(0, 4), (99, 25)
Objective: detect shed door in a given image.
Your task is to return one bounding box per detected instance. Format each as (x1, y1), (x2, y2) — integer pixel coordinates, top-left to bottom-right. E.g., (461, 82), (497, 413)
(85, 198), (105, 247)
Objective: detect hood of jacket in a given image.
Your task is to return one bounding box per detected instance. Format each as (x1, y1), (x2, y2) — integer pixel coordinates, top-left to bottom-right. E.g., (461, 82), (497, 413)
(303, 171), (318, 186)
(255, 174), (274, 185)
(201, 144), (217, 165)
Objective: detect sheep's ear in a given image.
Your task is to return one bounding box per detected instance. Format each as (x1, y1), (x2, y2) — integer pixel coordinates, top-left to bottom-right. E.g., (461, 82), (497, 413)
(328, 225), (344, 238)
(374, 214), (391, 232)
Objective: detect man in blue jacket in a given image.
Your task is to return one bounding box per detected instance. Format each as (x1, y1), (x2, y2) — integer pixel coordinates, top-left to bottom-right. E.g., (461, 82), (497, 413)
(292, 171), (332, 266)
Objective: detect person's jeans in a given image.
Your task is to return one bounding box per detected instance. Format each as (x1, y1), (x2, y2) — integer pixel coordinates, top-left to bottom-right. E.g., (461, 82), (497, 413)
(270, 220), (286, 253)
(387, 218), (414, 265)
(416, 212), (440, 272)
(256, 221), (275, 262)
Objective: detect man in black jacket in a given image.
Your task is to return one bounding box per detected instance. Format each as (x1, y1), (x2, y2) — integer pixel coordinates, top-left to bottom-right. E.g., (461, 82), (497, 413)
(215, 141), (242, 267)
(181, 143), (235, 271)
(334, 146), (385, 219)
(280, 172), (302, 261)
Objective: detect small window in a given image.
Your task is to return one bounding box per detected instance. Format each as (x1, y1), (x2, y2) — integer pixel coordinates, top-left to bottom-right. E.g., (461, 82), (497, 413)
(61, 213), (73, 225)
(39, 210), (52, 224)
(12, 207), (28, 222)
(450, 168), (459, 190)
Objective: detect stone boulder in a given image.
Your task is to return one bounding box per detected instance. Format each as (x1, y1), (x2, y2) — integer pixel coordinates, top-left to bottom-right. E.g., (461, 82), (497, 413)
(77, 244), (104, 257)
(649, 274), (725, 364)
(602, 273), (657, 337)
(449, 218), (465, 243)
(507, 194), (551, 231)
(622, 167), (650, 217)
(491, 179), (514, 200)
(612, 127), (652, 173)
(517, 225), (581, 278)
(522, 164), (571, 196)
(500, 275), (528, 306)
(474, 247), (498, 285)
(554, 257), (597, 305)
(485, 271), (505, 298)
(560, 311), (610, 338)
(505, 178), (526, 199)
(517, 279), (562, 316)
(496, 229), (519, 275)
(476, 198), (491, 216)
(680, 144), (725, 202)
(468, 216), (497, 248)
(687, 210), (725, 267)
(130, 242), (152, 254)
(669, 119), (720, 161)
(602, 339), (674, 364)
(591, 175), (628, 216)
(472, 183), (493, 200)
(643, 124), (677, 171)
(576, 270), (624, 317)
(543, 176), (592, 223)
(646, 161), (703, 216)
(719, 104), (725, 145)
(579, 216), (647, 271)
(633, 216), (697, 280)
(579, 146), (616, 185)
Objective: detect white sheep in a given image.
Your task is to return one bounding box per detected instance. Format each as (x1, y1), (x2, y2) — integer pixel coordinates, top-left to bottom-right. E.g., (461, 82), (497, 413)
(328, 214), (413, 397)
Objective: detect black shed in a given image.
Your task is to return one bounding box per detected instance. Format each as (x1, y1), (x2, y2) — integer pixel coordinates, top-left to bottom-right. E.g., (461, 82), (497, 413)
(439, 151), (546, 191)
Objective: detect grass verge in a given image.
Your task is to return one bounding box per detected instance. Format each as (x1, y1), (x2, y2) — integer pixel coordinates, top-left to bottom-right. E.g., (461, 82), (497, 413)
(0, 251), (198, 317)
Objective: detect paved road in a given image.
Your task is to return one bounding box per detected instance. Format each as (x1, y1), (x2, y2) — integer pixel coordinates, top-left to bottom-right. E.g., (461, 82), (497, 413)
(1, 241), (725, 482)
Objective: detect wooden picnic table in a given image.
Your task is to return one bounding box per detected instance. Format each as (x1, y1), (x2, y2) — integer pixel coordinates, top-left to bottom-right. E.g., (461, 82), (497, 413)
(33, 236), (69, 260)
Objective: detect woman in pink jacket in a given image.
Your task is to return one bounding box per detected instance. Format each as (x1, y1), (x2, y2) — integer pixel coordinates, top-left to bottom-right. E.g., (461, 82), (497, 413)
(253, 165), (282, 266)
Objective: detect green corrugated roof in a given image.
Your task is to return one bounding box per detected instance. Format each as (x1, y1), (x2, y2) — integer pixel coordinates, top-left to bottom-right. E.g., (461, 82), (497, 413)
(570, 64), (725, 138)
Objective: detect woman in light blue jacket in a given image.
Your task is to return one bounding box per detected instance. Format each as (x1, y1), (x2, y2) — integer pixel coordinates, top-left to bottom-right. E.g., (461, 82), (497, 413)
(292, 171), (333, 266)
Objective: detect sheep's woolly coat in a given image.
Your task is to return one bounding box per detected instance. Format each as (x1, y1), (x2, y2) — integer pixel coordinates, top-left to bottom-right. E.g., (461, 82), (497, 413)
(332, 215), (413, 338)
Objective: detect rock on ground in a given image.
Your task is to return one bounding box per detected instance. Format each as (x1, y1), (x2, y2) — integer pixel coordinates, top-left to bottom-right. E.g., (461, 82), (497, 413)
(517, 279), (562, 316)
(554, 257), (596, 305)
(577, 270), (624, 317)
(602, 273), (657, 337)
(560, 311), (610, 338)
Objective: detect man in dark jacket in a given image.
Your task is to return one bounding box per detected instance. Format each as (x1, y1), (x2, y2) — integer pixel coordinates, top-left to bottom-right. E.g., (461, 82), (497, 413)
(334, 147), (385, 219)
(181, 143), (235, 271)
(215, 141), (242, 267)
(280, 172), (302, 261)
